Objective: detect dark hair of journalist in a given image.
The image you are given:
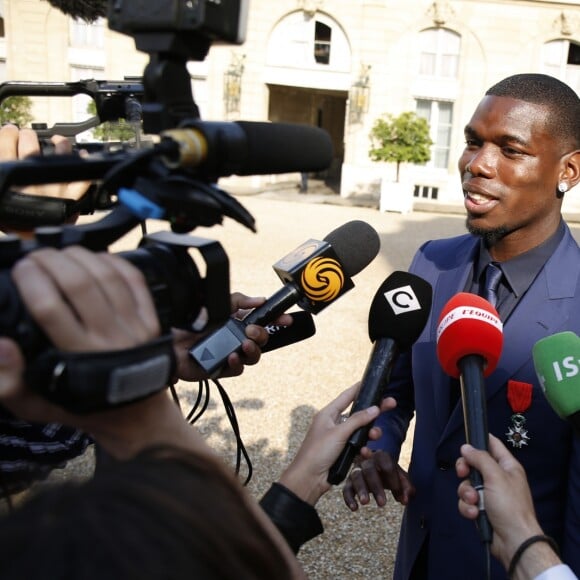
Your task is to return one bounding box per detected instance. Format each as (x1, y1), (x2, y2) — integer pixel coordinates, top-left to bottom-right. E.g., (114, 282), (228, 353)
(0, 445), (293, 579)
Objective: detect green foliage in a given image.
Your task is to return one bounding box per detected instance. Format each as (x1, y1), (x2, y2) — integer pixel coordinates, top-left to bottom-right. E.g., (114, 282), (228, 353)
(0, 96), (33, 127)
(369, 111), (433, 181)
(87, 100), (137, 142)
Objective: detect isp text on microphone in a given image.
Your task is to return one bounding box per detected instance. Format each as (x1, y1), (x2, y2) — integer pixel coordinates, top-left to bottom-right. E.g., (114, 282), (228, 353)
(550, 356), (580, 382)
(437, 306), (503, 341)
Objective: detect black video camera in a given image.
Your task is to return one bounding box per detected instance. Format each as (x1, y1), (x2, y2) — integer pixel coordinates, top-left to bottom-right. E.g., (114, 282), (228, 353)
(0, 0), (254, 412)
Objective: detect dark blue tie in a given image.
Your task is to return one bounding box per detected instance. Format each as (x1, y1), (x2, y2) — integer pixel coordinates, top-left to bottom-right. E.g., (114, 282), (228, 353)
(482, 262), (503, 307)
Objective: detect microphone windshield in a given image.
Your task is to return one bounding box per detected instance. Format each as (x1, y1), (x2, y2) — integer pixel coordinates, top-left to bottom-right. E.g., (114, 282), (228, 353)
(236, 122), (333, 175)
(323, 220), (380, 277)
(368, 271), (432, 349)
(436, 292), (503, 378)
(46, 0), (107, 21)
(533, 331), (580, 424)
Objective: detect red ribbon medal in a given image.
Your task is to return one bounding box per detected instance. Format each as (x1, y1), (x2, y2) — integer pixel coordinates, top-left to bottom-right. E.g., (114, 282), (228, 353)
(506, 380), (532, 449)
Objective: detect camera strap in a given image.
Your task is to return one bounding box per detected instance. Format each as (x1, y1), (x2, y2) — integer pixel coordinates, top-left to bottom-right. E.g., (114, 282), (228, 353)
(25, 335), (176, 414)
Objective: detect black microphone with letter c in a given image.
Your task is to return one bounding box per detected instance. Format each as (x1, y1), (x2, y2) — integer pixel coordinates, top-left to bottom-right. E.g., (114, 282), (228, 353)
(327, 271), (432, 485)
(189, 220), (380, 377)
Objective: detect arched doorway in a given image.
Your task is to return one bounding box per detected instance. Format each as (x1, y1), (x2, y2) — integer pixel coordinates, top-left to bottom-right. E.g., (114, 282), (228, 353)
(264, 11), (351, 191)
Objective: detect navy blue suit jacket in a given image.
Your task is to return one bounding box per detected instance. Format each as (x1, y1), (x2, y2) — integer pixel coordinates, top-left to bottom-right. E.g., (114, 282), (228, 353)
(371, 225), (580, 579)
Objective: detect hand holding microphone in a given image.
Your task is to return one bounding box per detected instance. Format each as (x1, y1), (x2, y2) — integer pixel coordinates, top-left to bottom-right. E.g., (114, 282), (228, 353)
(436, 292), (504, 544)
(532, 330), (580, 435)
(189, 220), (380, 376)
(327, 270), (433, 485)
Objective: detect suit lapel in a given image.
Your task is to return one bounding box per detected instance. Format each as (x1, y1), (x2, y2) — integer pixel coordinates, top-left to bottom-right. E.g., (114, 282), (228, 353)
(430, 239), (478, 431)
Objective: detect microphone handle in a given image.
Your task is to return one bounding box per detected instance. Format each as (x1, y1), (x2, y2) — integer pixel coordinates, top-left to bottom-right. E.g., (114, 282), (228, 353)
(243, 284), (302, 326)
(458, 354), (493, 545)
(327, 338), (398, 485)
(188, 284), (302, 377)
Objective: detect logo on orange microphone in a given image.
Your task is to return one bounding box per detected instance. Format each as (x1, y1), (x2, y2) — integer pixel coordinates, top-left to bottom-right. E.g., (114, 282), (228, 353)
(300, 256), (345, 302)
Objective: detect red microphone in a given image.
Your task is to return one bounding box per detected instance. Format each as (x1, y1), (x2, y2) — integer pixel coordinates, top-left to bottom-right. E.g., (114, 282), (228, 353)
(436, 292), (503, 545)
(437, 292), (503, 378)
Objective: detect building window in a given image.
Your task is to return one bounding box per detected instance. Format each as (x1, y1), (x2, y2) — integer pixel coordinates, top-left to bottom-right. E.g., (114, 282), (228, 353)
(416, 99), (453, 169)
(414, 184), (439, 200)
(542, 40), (580, 95)
(69, 17), (105, 49)
(418, 28), (460, 78)
(266, 12), (349, 71)
(314, 21), (331, 65)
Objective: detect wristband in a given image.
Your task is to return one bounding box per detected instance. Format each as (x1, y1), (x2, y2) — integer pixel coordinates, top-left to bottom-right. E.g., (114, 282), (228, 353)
(507, 534), (560, 578)
(26, 335), (176, 413)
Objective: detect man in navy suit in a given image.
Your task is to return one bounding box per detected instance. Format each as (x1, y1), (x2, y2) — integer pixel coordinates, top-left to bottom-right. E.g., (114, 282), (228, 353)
(342, 73), (580, 579)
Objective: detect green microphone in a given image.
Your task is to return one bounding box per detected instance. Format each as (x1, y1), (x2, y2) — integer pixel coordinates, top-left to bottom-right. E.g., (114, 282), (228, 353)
(532, 331), (580, 434)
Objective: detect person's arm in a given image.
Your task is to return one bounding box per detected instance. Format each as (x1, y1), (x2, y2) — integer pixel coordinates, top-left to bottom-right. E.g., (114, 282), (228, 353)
(456, 435), (577, 580)
(533, 565), (578, 580)
(259, 383), (395, 552)
(340, 349), (416, 512)
(561, 430), (580, 575)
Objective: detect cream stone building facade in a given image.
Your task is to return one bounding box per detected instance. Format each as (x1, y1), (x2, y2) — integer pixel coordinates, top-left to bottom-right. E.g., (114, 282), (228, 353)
(0, 0), (579, 210)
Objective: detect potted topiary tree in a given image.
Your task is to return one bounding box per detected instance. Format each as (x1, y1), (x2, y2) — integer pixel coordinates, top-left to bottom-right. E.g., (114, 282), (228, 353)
(0, 96), (33, 127)
(369, 111), (432, 213)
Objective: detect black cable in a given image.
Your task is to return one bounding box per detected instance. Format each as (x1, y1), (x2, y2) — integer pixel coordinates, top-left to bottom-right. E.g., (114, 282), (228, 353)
(180, 378), (252, 485)
(185, 380), (206, 423)
(168, 382), (182, 412)
(186, 380), (210, 424)
(212, 378), (253, 486)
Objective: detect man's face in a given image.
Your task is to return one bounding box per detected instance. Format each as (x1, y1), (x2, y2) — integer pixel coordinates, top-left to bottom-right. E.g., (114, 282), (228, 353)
(458, 95), (565, 258)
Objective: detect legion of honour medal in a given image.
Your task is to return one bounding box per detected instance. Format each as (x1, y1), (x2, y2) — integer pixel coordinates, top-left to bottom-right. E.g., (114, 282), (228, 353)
(505, 380), (533, 449)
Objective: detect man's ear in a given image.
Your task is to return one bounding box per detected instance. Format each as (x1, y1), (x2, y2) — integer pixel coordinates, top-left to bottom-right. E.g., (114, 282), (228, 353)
(561, 149), (580, 190)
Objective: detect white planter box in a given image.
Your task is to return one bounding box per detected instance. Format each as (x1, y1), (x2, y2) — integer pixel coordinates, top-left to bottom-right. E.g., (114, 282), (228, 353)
(380, 179), (413, 213)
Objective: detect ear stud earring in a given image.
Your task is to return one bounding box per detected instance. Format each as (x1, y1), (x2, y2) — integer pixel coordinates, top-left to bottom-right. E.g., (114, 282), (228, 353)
(558, 182), (569, 194)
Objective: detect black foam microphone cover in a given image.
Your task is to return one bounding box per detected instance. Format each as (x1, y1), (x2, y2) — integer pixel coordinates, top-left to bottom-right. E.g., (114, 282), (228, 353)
(367, 270), (433, 348)
(323, 220), (380, 278)
(235, 122), (333, 176)
(45, 0), (108, 21)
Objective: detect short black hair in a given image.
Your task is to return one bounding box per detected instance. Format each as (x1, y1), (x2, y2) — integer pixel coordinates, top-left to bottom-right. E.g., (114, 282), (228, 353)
(486, 73), (580, 151)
